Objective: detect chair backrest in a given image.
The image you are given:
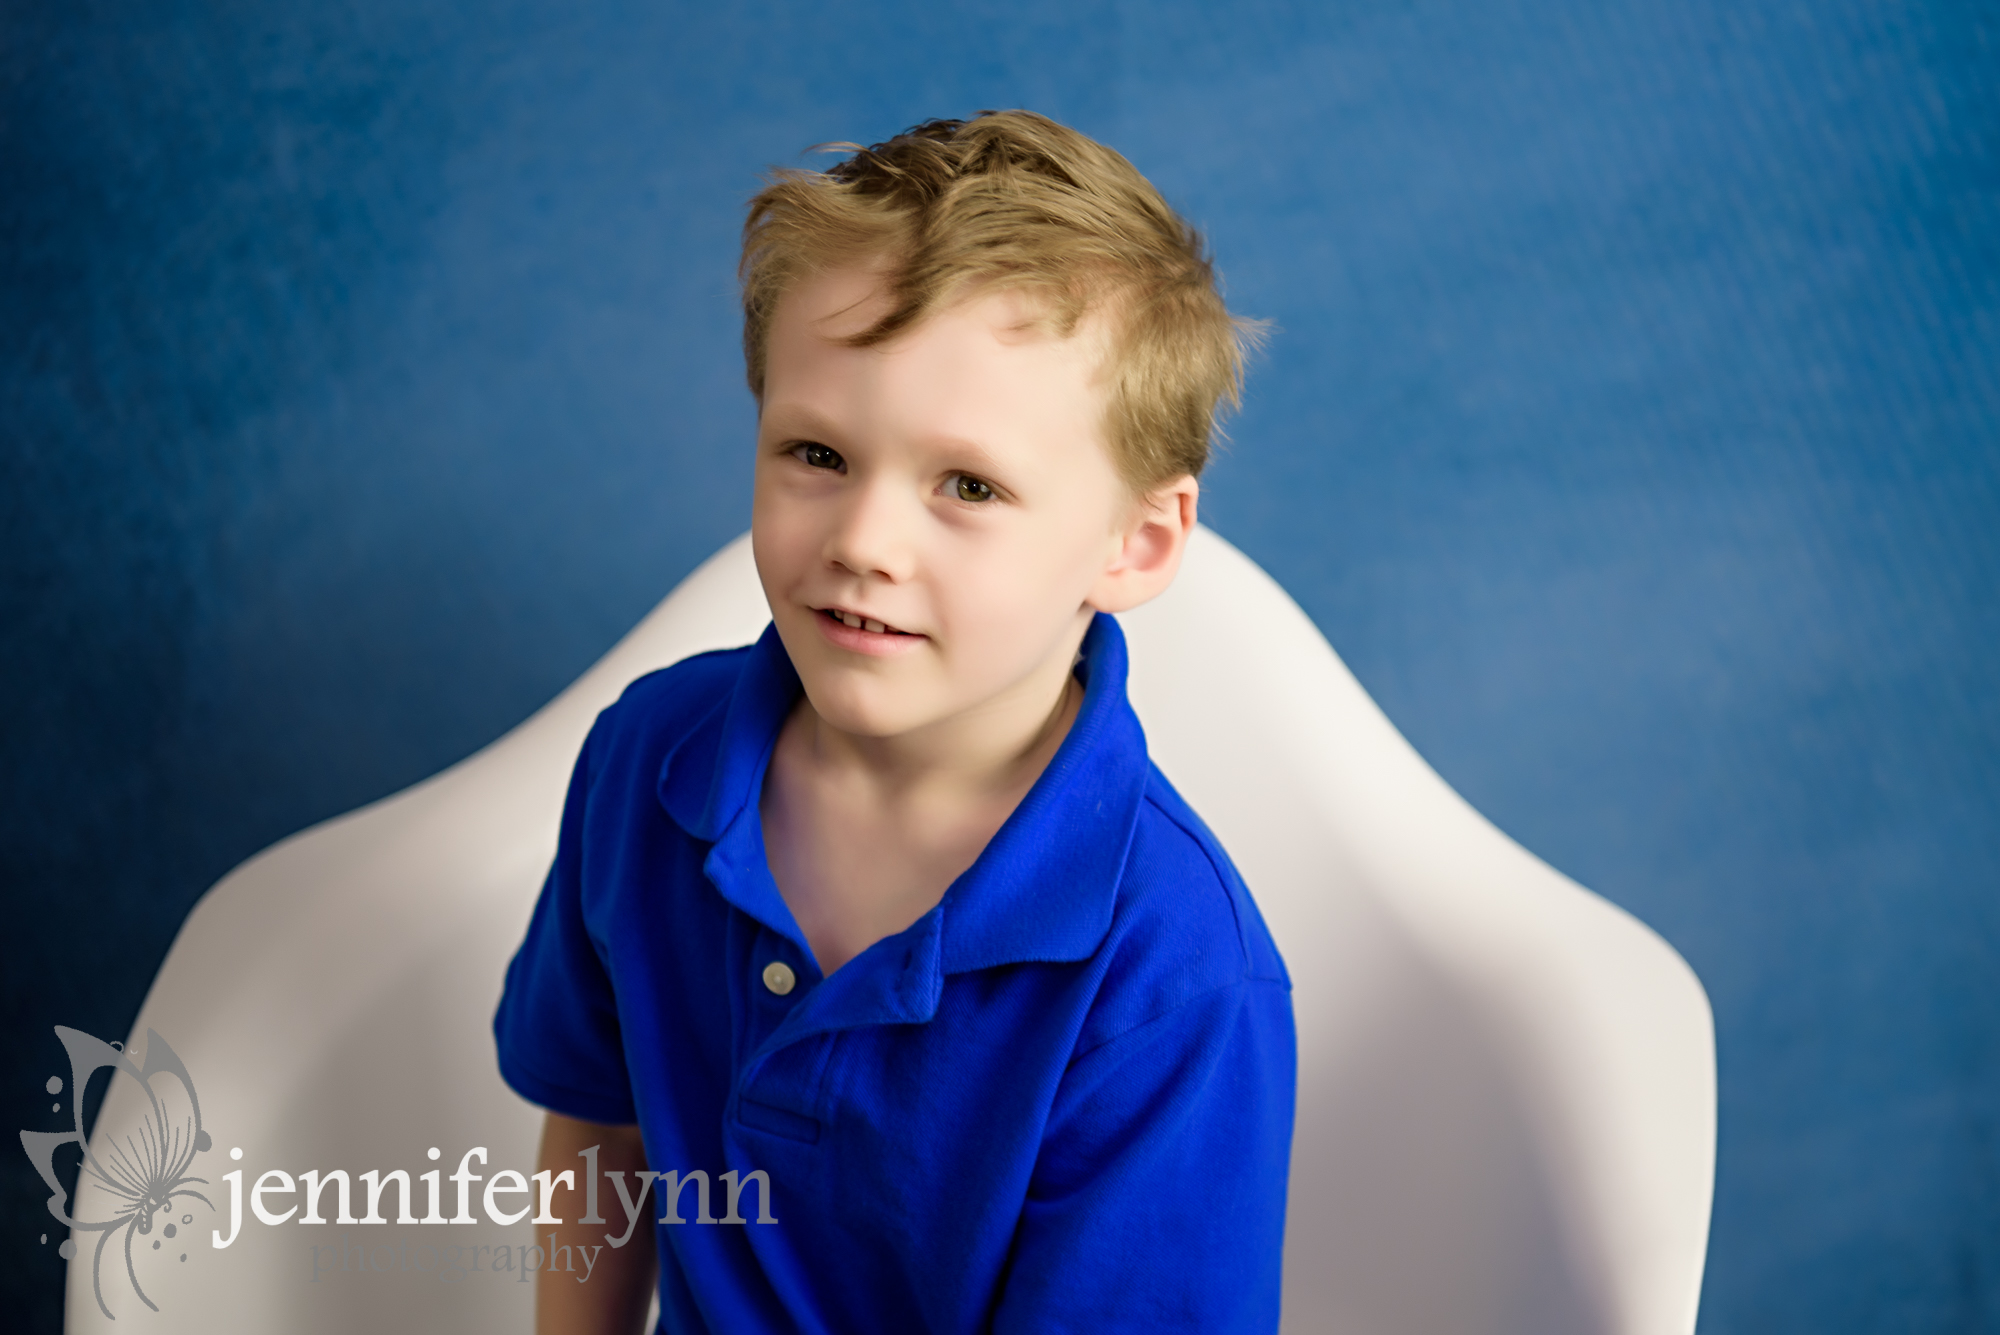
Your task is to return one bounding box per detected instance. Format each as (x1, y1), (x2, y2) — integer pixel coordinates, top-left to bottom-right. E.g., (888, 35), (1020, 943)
(1121, 528), (1715, 1335)
(70, 528), (1712, 1335)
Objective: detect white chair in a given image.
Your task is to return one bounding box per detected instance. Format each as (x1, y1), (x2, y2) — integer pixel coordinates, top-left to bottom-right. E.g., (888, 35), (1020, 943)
(69, 528), (1714, 1334)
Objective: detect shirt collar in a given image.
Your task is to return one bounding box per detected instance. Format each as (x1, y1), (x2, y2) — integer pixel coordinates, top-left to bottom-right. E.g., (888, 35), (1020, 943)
(656, 613), (1149, 976)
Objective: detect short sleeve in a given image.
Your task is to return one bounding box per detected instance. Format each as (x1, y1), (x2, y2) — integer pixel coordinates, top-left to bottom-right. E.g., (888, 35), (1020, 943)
(492, 714), (639, 1125)
(993, 976), (1296, 1333)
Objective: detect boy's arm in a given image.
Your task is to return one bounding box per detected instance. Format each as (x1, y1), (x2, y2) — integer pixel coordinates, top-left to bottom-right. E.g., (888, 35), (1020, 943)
(537, 1112), (657, 1335)
(993, 977), (1297, 1333)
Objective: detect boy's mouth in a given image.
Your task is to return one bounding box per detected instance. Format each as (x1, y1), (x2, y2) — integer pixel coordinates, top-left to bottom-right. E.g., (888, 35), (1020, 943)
(817, 605), (919, 637)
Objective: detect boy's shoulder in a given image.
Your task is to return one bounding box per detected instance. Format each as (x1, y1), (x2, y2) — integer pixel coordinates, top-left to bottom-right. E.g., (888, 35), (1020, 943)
(582, 644), (751, 779)
(1078, 761), (1293, 1052)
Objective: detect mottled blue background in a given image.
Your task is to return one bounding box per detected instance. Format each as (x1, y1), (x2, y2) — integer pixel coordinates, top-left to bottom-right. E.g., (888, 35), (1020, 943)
(4, 1), (1996, 1330)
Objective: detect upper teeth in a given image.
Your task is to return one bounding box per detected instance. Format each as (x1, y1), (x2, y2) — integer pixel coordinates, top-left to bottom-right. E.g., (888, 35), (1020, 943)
(835, 610), (890, 633)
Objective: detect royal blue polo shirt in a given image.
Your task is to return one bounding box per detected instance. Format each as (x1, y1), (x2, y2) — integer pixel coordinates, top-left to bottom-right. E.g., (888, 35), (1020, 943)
(493, 611), (1296, 1333)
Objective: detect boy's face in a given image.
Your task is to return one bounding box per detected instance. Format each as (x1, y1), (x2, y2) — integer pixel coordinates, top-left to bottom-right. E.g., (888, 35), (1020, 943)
(751, 264), (1168, 742)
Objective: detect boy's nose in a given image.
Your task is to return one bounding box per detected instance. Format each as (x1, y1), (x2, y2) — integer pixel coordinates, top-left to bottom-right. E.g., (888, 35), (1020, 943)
(824, 476), (919, 584)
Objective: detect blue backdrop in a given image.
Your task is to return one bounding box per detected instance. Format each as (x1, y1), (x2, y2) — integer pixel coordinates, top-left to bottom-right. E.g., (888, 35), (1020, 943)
(4, 1), (1995, 1330)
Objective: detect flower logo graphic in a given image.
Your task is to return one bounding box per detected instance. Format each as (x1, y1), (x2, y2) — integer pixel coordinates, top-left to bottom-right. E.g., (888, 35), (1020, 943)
(19, 1026), (212, 1319)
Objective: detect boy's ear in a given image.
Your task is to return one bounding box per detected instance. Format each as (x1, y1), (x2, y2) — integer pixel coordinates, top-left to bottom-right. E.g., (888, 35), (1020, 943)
(1087, 475), (1199, 615)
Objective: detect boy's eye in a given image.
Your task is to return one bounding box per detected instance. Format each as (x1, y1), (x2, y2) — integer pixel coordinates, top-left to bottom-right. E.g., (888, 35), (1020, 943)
(953, 475), (994, 503)
(799, 442), (843, 470)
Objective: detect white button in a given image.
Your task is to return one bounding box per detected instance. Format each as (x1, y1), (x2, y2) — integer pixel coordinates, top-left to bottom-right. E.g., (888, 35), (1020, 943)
(762, 961), (796, 996)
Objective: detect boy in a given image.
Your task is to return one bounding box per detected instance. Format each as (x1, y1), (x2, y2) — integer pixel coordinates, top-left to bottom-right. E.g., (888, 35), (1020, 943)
(493, 110), (1295, 1333)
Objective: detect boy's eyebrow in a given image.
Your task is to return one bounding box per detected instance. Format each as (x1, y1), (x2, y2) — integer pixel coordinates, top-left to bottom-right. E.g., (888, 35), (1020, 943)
(915, 432), (1012, 478)
(759, 402), (854, 449)
(763, 404), (1018, 479)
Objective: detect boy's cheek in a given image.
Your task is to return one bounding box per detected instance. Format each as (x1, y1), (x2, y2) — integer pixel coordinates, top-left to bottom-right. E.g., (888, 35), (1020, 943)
(751, 507), (819, 586)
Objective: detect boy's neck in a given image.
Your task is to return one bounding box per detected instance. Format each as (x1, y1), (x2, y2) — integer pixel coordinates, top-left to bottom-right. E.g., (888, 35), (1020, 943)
(788, 636), (1085, 805)
(760, 615), (1096, 977)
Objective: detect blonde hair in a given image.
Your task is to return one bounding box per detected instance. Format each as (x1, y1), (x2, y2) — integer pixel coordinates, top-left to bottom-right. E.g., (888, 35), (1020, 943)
(740, 110), (1262, 490)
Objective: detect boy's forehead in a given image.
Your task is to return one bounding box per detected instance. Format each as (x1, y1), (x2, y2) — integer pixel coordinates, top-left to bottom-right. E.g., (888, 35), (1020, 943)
(767, 301), (1106, 449)
(761, 271), (1126, 496)
(791, 263), (898, 339)
(777, 264), (1112, 376)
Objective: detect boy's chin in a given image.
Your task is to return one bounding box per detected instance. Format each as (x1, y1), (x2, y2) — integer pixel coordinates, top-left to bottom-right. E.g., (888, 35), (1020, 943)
(797, 670), (945, 740)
